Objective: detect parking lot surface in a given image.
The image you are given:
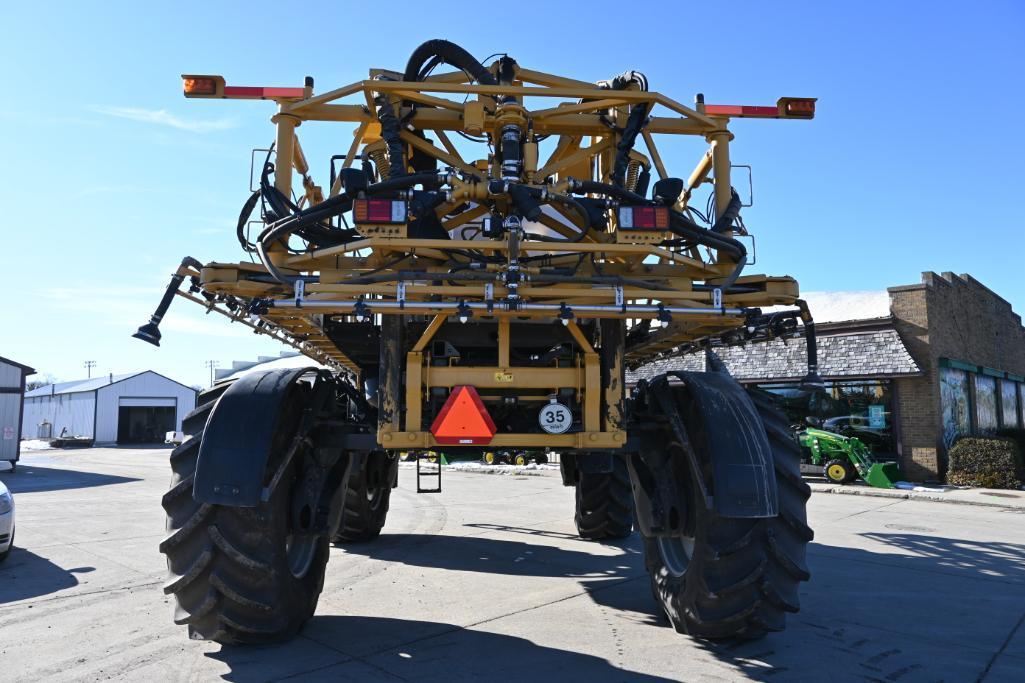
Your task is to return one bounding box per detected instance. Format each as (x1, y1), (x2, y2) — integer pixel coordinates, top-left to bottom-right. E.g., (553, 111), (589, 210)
(1, 447), (1023, 682)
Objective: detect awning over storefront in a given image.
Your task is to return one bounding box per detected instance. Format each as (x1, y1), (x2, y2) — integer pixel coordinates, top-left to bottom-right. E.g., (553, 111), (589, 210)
(627, 324), (921, 385)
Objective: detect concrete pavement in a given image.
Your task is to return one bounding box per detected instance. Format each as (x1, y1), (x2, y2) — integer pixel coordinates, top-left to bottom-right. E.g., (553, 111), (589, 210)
(1, 447), (1023, 682)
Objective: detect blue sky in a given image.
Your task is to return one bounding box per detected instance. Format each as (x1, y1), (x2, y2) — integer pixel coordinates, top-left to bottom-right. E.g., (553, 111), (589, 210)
(2, 1), (1023, 388)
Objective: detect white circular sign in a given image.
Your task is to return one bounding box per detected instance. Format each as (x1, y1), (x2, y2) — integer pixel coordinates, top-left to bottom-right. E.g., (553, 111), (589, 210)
(538, 402), (572, 434)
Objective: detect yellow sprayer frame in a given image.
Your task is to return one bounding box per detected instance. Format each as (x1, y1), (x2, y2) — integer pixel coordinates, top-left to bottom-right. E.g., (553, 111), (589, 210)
(177, 60), (812, 451)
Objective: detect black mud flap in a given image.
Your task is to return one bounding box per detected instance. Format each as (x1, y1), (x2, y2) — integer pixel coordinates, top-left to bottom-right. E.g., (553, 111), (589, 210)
(194, 367), (319, 507)
(644, 371), (778, 519)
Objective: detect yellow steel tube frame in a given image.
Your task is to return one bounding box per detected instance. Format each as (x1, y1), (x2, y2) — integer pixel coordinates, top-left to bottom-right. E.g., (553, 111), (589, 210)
(185, 62), (811, 451)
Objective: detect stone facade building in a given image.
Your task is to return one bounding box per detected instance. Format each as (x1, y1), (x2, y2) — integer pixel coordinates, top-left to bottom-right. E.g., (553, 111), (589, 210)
(628, 273), (1025, 482)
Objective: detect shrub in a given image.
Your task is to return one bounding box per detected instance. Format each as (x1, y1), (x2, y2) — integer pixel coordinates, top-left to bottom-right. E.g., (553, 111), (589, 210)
(947, 437), (1023, 489)
(996, 428), (1025, 475)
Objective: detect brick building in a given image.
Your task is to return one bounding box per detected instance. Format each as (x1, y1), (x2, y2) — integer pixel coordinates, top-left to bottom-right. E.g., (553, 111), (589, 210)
(628, 272), (1025, 481)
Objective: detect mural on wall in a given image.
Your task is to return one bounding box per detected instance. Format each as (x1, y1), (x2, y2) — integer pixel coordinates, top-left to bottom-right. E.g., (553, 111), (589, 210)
(940, 367), (971, 449)
(974, 375), (999, 435)
(1001, 380), (1020, 429)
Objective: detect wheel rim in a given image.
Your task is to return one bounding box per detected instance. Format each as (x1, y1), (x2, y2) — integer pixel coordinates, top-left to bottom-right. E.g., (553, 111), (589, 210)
(485, 453), (495, 464)
(827, 464), (846, 482)
(285, 531), (317, 578)
(657, 535), (696, 578)
(515, 455), (526, 466)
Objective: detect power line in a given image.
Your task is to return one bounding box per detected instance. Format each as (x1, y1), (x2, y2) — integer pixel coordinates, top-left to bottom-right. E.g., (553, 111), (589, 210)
(83, 360), (97, 378)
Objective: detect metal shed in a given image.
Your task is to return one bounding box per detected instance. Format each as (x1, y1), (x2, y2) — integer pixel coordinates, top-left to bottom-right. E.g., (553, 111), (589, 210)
(22, 371), (196, 445)
(0, 355), (36, 468)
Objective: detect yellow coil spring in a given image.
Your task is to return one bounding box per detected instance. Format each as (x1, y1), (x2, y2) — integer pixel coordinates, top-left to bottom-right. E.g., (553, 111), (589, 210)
(625, 159), (642, 192)
(370, 147), (390, 181)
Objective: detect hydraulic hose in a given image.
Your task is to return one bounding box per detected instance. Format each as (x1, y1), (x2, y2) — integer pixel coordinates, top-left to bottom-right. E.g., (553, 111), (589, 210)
(568, 179), (649, 205)
(404, 39), (498, 86)
(611, 103), (650, 188)
(373, 89), (407, 179)
(711, 190), (742, 234)
(567, 179), (748, 288)
(597, 70), (650, 189)
(256, 173), (446, 283)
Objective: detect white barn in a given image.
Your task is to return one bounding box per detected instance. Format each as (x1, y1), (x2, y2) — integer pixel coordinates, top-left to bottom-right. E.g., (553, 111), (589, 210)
(1, 355), (36, 465)
(22, 371), (196, 444)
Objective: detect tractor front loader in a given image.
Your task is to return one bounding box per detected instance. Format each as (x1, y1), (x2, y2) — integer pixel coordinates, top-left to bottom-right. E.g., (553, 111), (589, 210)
(138, 40), (819, 644)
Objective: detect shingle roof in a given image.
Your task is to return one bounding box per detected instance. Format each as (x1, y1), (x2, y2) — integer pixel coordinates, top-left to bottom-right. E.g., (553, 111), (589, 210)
(627, 328), (921, 384)
(25, 372), (140, 397)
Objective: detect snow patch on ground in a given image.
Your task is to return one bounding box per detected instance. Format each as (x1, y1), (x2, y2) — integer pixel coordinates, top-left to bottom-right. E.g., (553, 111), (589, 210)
(893, 481), (948, 493)
(20, 439), (54, 451)
(399, 461), (560, 477)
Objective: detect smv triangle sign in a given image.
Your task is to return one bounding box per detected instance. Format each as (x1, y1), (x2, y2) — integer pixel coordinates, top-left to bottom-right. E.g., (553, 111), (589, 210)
(430, 385), (497, 445)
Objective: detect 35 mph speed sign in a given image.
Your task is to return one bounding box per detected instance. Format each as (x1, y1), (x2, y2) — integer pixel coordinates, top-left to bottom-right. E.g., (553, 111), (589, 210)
(538, 402), (572, 434)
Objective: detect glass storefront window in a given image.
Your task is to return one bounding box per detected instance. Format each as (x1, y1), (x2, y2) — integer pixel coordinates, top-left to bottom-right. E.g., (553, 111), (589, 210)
(757, 380), (895, 455)
(1020, 383), (1025, 428)
(974, 375), (999, 435)
(940, 367), (971, 449)
(1000, 379), (1020, 428)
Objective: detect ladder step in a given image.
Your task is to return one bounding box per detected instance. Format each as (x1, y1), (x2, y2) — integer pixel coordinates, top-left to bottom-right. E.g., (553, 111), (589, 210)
(415, 452), (442, 493)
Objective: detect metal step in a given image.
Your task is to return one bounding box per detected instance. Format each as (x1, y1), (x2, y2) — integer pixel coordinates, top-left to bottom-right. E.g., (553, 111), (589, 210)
(416, 452), (442, 493)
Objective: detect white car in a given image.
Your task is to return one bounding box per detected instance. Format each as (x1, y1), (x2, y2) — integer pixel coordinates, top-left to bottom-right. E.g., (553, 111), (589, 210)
(0, 479), (14, 563)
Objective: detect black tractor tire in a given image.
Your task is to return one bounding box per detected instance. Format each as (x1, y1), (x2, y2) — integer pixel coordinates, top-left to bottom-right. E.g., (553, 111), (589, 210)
(824, 458), (853, 485)
(160, 382), (330, 644)
(332, 453), (393, 543)
(644, 387), (813, 639)
(574, 455), (634, 540)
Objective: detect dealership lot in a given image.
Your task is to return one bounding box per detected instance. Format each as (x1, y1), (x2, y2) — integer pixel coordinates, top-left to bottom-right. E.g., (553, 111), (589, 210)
(0, 447), (1023, 682)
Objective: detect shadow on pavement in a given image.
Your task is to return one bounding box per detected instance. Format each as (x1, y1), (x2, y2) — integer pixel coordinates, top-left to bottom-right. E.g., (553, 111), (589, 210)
(339, 528), (1025, 681)
(205, 615), (676, 682)
(695, 533), (1025, 681)
(0, 465), (139, 494)
(336, 528), (660, 622)
(0, 548), (90, 604)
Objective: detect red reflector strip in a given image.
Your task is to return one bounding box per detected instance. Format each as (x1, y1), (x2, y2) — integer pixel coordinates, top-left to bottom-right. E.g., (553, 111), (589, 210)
(430, 386), (497, 445)
(222, 86), (306, 99)
(704, 104), (780, 118)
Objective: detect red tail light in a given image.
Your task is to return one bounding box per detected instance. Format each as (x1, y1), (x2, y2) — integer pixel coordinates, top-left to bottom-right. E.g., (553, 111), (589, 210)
(181, 75), (224, 97)
(779, 97), (816, 118)
(618, 206), (669, 230)
(353, 199), (407, 224)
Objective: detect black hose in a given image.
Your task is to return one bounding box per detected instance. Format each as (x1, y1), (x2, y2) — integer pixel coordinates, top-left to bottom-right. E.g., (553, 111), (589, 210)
(597, 70), (648, 92)
(569, 180), (649, 205)
(611, 103), (649, 187)
(256, 173), (445, 283)
(373, 88), (407, 179)
(711, 190), (742, 234)
(236, 189), (261, 252)
(404, 39), (497, 86)
(508, 183), (542, 221)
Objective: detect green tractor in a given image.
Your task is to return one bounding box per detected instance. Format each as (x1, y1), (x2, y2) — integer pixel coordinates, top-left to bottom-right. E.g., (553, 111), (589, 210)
(798, 427), (902, 488)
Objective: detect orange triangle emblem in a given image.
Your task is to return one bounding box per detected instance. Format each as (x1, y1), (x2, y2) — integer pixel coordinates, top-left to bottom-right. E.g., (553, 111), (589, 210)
(430, 385), (497, 445)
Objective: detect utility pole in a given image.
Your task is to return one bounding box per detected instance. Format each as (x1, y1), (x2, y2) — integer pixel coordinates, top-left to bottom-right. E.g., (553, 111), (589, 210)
(83, 360), (97, 378)
(204, 360), (219, 387)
